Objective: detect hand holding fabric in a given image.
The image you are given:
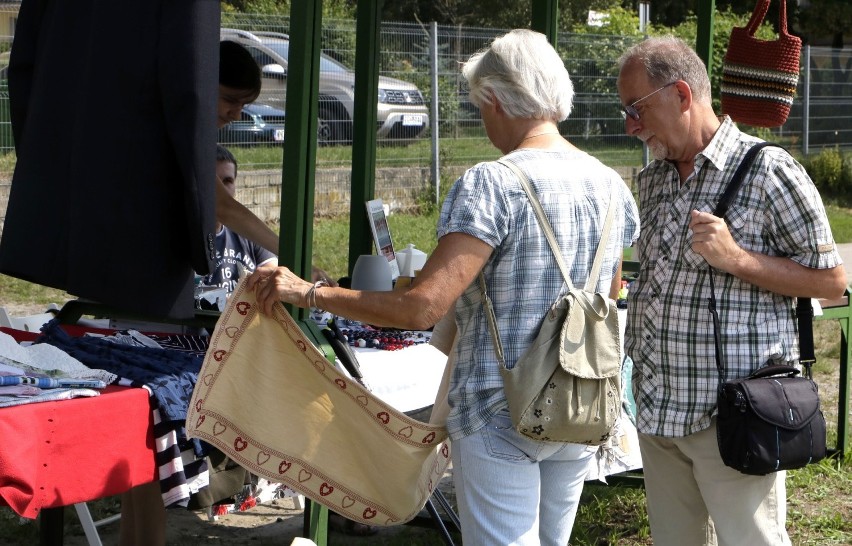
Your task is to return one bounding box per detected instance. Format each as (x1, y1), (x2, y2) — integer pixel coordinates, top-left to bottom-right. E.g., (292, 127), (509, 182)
(246, 264), (312, 316)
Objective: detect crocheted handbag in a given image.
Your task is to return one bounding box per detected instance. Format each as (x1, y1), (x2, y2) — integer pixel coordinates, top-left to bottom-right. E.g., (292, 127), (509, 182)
(720, 0), (802, 128)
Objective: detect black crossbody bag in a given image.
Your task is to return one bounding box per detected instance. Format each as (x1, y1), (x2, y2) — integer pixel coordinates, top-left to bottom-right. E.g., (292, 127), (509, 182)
(708, 142), (827, 475)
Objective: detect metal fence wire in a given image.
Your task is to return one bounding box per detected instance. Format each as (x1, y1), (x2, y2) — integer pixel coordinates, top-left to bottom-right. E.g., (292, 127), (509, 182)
(0, 12), (849, 218)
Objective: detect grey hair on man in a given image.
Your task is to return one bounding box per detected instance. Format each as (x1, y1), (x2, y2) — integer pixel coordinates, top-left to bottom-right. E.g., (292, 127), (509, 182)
(617, 36), (712, 104)
(462, 29), (574, 122)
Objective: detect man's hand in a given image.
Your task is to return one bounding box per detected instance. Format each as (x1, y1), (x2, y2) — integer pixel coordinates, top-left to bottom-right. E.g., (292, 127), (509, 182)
(688, 209), (744, 272)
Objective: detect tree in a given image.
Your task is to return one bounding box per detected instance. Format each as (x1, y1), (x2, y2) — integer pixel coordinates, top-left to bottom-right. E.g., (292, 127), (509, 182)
(796, 0), (852, 48)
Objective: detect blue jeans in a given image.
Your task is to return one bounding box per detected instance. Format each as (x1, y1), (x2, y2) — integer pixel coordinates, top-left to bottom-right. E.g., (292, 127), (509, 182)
(451, 408), (596, 546)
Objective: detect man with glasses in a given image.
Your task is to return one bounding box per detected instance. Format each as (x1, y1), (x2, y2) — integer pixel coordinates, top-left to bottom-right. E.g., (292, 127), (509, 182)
(617, 36), (846, 546)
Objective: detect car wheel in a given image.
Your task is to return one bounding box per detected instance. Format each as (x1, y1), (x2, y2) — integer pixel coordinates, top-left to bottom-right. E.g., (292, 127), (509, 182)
(317, 105), (352, 146)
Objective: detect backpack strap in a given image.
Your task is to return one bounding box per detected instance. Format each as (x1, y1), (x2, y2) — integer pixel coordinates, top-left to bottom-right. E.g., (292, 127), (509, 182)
(480, 158), (617, 367)
(497, 158), (616, 292)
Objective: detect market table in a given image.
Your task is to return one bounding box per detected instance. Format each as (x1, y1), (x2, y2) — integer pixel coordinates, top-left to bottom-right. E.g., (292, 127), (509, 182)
(0, 383), (156, 543)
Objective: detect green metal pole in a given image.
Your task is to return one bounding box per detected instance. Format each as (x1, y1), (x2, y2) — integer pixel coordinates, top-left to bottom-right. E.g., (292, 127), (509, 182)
(695, 0), (716, 76)
(347, 0), (384, 276)
(531, 0), (558, 45)
(279, 2), (322, 320)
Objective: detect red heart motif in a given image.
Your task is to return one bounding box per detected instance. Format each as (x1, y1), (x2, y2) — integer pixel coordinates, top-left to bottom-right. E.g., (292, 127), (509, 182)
(195, 415), (205, 428)
(202, 374), (213, 386)
(422, 432), (436, 444)
(363, 508), (377, 520)
(334, 378), (347, 389)
(213, 422), (226, 436)
(356, 395), (368, 406)
(441, 444), (449, 458)
(213, 350), (226, 362)
(296, 340), (307, 352)
(225, 326), (240, 338)
(234, 437), (248, 451)
(278, 461), (292, 474)
(398, 426), (413, 438)
(257, 452), (271, 465)
(377, 412), (390, 425)
(236, 301), (251, 315)
(319, 483), (334, 496)
(298, 470), (312, 483)
(341, 496), (355, 508)
(195, 399), (203, 412)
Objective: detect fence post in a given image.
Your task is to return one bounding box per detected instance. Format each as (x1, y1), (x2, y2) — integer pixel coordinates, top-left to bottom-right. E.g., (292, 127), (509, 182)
(430, 21), (440, 207)
(802, 44), (810, 155)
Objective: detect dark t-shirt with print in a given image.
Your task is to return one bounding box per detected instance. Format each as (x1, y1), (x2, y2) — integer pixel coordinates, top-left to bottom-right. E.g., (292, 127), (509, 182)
(201, 226), (276, 294)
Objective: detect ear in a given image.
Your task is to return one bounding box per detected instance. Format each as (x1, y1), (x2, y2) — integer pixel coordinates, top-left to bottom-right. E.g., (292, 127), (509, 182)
(673, 80), (692, 114)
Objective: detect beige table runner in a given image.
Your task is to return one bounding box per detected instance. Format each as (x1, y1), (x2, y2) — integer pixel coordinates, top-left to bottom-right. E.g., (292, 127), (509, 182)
(186, 279), (450, 526)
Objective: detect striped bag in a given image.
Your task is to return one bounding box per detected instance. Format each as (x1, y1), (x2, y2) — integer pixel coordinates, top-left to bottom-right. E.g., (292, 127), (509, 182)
(721, 0), (801, 128)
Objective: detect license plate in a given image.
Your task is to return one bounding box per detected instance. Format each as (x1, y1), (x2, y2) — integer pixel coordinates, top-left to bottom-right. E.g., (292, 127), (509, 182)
(273, 129), (286, 141)
(402, 114), (424, 127)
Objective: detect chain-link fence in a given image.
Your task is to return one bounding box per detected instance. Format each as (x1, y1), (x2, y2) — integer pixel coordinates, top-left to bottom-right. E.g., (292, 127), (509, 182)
(0, 12), (850, 219)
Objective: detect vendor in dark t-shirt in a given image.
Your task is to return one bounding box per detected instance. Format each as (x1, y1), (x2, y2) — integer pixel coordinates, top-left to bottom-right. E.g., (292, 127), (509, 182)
(200, 145), (277, 293)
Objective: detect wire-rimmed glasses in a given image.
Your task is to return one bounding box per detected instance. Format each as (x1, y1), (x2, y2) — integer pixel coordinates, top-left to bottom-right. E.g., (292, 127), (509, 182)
(620, 81), (677, 121)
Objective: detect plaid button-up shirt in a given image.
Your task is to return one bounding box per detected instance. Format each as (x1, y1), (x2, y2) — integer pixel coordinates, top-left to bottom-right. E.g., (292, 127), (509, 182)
(626, 116), (842, 438)
(438, 148), (640, 441)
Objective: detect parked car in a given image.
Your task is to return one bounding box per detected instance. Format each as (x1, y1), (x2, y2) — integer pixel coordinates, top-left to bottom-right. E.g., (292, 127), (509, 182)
(218, 103), (287, 146)
(221, 28), (429, 145)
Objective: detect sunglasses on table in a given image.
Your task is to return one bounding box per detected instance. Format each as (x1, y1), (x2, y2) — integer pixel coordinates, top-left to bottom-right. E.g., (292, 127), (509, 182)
(620, 81), (677, 121)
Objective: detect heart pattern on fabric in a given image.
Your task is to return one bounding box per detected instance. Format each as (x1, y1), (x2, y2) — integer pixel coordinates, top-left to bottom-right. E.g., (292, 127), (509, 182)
(319, 483), (334, 496)
(278, 461), (292, 474)
(422, 432), (436, 444)
(257, 452), (271, 465)
(377, 412), (390, 424)
(213, 350), (226, 362)
(335, 378), (347, 389)
(398, 426), (413, 438)
(225, 326), (240, 338)
(341, 496), (355, 508)
(296, 340), (307, 351)
(299, 469), (312, 483)
(356, 395), (368, 406)
(213, 422), (226, 435)
(202, 374), (213, 386)
(441, 444), (449, 458)
(236, 301), (251, 315)
(363, 508), (377, 520)
(195, 415), (205, 428)
(234, 437), (248, 451)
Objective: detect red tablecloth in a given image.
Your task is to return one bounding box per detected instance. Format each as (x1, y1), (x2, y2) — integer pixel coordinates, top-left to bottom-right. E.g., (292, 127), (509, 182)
(0, 384), (157, 519)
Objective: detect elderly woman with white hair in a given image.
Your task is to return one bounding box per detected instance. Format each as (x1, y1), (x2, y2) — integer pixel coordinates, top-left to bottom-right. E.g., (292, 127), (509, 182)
(248, 29), (639, 545)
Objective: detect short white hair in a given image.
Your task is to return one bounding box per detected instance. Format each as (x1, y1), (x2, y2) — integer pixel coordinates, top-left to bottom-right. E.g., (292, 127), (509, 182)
(462, 29), (574, 122)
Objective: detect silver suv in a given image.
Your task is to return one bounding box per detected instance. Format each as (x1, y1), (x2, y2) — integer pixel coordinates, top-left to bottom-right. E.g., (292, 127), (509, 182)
(221, 29), (429, 145)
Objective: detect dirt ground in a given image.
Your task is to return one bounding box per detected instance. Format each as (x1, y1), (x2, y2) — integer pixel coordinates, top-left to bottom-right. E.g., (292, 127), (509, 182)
(56, 494), (457, 546)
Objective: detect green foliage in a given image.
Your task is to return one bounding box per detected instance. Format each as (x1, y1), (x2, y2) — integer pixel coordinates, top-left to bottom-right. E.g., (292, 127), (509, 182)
(661, 8), (777, 113)
(804, 147), (851, 197)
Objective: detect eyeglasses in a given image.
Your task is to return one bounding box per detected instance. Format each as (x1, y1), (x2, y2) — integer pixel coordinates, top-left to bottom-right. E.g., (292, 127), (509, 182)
(620, 81), (677, 121)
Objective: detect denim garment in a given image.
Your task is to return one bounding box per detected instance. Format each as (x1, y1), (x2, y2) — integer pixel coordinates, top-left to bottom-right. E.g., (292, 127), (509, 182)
(451, 408), (596, 546)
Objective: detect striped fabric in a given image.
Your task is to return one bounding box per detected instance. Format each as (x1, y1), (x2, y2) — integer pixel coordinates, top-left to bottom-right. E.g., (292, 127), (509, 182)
(720, 63), (799, 106)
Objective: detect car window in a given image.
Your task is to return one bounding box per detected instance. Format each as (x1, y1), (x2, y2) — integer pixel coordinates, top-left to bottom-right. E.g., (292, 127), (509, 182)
(244, 45), (278, 69)
(262, 41), (349, 74)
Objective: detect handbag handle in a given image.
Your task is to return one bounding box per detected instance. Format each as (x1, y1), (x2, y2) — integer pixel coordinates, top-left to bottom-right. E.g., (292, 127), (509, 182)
(744, 0), (789, 37)
(747, 364), (800, 380)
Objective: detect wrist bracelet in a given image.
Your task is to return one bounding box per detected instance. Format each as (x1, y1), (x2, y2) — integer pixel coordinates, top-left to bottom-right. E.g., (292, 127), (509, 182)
(306, 279), (329, 309)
